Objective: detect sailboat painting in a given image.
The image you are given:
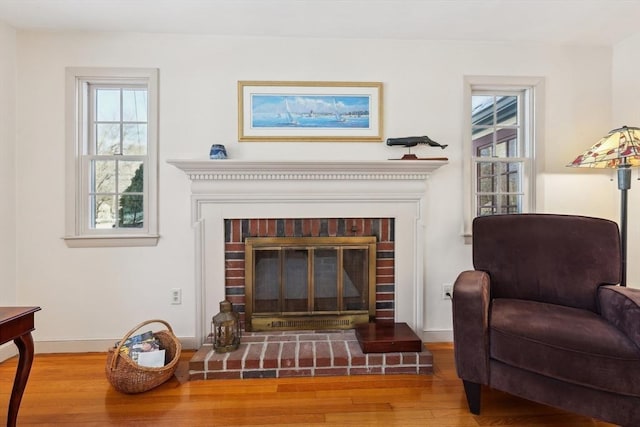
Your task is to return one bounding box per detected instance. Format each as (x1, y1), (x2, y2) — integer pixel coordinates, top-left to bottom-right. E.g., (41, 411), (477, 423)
(238, 81), (383, 141)
(252, 95), (368, 129)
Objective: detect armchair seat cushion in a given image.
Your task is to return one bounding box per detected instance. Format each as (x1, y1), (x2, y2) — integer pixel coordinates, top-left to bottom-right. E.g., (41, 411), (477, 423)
(490, 298), (640, 397)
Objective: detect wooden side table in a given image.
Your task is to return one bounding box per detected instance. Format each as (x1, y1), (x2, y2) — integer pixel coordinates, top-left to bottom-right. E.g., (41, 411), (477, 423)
(0, 307), (41, 427)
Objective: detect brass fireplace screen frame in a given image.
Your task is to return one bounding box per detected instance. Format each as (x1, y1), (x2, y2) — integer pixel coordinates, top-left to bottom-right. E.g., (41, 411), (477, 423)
(244, 236), (377, 331)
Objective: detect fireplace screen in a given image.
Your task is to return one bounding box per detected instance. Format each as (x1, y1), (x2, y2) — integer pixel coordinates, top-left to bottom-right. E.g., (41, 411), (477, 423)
(245, 236), (377, 331)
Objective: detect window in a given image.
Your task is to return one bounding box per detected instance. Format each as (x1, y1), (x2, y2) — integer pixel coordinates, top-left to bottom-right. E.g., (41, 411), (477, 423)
(472, 93), (525, 216)
(462, 77), (544, 238)
(65, 68), (159, 247)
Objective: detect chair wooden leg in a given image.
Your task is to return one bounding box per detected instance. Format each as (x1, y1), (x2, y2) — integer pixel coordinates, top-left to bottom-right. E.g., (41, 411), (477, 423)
(463, 380), (481, 415)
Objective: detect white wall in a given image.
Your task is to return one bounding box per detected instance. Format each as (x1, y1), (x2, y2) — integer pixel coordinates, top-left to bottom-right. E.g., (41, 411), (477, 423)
(612, 33), (640, 289)
(0, 21), (16, 305)
(13, 30), (618, 349)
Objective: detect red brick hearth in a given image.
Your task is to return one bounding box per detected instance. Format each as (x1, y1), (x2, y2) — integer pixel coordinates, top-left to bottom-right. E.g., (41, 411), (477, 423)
(189, 330), (433, 380)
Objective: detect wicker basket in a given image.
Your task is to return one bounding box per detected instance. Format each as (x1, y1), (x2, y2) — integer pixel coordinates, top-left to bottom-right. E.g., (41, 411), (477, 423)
(105, 319), (182, 394)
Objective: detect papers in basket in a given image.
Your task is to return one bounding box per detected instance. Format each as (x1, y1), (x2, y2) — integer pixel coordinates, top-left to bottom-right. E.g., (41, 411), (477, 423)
(115, 330), (166, 367)
(136, 349), (166, 367)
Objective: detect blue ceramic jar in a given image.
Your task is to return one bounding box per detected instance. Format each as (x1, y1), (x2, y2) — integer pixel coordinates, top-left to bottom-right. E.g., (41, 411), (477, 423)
(209, 144), (227, 159)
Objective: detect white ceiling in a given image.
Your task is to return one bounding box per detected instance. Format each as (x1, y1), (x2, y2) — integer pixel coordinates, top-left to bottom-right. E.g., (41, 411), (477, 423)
(0, 0), (639, 46)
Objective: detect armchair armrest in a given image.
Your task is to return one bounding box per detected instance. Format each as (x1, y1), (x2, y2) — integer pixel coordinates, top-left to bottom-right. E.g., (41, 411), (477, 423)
(452, 270), (491, 384)
(598, 285), (640, 350)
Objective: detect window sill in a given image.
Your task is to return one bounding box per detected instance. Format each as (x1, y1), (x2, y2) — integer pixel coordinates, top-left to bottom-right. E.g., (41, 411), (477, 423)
(63, 234), (160, 248)
(463, 233), (472, 245)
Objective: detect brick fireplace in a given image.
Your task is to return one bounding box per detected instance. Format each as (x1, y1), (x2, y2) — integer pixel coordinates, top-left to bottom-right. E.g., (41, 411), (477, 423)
(168, 159), (447, 346)
(224, 217), (395, 331)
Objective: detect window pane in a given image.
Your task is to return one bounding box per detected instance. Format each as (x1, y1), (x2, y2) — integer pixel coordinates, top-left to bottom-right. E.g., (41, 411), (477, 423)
(478, 176), (494, 193)
(314, 248), (338, 311)
(91, 160), (116, 193)
(122, 89), (147, 122)
(507, 164), (521, 192)
(495, 139), (507, 157)
(506, 194), (522, 213)
(496, 96), (518, 126)
(473, 130), (493, 157)
(477, 195), (496, 216)
(478, 161), (494, 176)
(496, 131), (518, 157)
(96, 123), (121, 155)
(497, 171), (509, 192)
(91, 194), (116, 229)
(471, 95), (494, 125)
(508, 137), (517, 155)
(477, 144), (493, 157)
(96, 89), (120, 121)
(119, 161), (144, 194)
(122, 124), (147, 155)
(118, 194), (144, 228)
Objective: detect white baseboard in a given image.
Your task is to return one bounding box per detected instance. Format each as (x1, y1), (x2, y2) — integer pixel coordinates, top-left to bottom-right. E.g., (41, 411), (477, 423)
(0, 336), (198, 362)
(419, 329), (453, 343)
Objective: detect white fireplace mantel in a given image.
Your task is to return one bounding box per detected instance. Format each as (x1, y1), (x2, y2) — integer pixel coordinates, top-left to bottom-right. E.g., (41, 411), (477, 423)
(168, 158), (448, 345)
(167, 158), (447, 181)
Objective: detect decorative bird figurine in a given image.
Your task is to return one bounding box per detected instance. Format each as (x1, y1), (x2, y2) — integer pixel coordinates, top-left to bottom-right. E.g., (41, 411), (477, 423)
(386, 135), (448, 160)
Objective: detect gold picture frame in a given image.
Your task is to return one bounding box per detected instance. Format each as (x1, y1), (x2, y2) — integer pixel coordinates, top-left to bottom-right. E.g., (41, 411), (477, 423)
(238, 81), (383, 142)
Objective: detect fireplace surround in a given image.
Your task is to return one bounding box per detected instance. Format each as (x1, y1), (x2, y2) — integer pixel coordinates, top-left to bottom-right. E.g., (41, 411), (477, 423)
(168, 159), (447, 345)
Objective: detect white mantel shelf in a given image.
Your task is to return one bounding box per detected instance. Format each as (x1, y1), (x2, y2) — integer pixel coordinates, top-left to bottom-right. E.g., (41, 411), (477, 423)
(167, 158), (448, 181)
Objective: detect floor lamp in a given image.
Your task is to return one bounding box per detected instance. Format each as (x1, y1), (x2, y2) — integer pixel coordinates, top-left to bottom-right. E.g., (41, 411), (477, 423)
(568, 126), (640, 287)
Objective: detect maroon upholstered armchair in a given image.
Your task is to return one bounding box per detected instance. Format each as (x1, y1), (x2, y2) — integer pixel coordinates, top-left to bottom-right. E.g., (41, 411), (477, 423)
(452, 214), (640, 426)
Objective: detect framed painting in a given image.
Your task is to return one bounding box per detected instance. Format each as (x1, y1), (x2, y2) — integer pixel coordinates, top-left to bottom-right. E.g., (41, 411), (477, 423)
(238, 81), (383, 142)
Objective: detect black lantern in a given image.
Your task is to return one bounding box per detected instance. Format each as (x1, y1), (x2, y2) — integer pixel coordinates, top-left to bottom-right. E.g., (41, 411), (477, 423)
(212, 300), (241, 353)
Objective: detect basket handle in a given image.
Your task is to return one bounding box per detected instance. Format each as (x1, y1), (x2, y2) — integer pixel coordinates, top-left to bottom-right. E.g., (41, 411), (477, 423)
(110, 319), (175, 371)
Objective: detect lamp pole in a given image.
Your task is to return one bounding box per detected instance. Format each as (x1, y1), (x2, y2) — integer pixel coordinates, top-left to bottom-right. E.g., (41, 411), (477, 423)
(617, 158), (631, 287)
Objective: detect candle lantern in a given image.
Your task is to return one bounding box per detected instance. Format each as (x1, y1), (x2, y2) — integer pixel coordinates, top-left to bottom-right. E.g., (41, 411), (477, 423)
(212, 300), (241, 353)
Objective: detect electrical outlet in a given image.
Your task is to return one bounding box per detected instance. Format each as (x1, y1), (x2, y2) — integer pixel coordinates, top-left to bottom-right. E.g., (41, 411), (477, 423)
(442, 284), (453, 300)
(171, 288), (182, 305)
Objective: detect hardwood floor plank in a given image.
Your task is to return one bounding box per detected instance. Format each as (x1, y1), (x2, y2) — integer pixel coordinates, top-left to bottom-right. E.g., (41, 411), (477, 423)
(0, 344), (616, 426)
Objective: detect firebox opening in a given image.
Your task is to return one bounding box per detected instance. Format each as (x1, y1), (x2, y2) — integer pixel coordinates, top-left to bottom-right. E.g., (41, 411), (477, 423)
(245, 236), (377, 331)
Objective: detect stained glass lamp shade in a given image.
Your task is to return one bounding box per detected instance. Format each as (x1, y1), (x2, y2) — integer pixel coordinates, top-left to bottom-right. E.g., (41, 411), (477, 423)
(568, 125), (640, 286)
(569, 126), (640, 169)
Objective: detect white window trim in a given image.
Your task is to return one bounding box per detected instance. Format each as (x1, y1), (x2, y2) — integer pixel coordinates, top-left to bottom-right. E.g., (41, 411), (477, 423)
(462, 76), (545, 243)
(64, 67), (159, 248)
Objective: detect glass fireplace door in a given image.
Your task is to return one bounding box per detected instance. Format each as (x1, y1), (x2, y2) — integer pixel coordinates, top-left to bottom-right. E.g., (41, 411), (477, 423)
(245, 236), (376, 331)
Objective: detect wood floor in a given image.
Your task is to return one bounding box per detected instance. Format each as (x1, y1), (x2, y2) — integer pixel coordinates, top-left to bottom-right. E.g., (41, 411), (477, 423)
(0, 343), (615, 426)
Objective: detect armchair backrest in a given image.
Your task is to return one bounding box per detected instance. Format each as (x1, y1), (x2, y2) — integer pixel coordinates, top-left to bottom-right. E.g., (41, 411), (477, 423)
(472, 214), (621, 312)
